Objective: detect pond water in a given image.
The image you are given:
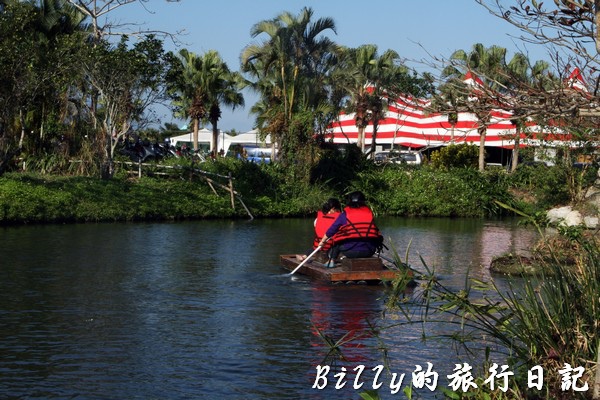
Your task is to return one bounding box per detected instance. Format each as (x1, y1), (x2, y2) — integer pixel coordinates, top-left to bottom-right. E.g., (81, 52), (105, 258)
(0, 217), (539, 399)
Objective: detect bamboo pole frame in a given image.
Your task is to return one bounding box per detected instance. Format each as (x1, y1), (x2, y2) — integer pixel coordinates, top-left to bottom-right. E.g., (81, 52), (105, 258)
(117, 161), (254, 220)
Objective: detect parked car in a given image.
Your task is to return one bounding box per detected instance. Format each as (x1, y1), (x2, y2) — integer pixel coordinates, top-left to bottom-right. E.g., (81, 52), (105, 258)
(374, 150), (422, 165)
(244, 147), (273, 164)
(119, 137), (164, 163)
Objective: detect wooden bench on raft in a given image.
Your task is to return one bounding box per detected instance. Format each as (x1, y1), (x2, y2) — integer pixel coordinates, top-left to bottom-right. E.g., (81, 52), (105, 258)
(279, 254), (403, 283)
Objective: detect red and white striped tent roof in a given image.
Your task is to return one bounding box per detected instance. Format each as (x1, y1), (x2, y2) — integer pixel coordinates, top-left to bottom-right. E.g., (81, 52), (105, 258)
(565, 68), (587, 93)
(327, 71), (587, 150)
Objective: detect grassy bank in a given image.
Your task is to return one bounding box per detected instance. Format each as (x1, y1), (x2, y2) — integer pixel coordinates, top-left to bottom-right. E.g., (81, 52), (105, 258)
(0, 158), (554, 225)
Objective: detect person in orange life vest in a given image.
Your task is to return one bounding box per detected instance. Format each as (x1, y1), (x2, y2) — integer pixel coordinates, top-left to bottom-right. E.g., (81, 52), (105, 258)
(296, 198), (341, 261)
(318, 191), (384, 268)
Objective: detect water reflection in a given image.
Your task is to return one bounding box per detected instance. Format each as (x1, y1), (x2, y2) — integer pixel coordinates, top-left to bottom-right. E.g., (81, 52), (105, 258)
(0, 218), (539, 399)
(382, 217), (539, 280)
(309, 284), (379, 364)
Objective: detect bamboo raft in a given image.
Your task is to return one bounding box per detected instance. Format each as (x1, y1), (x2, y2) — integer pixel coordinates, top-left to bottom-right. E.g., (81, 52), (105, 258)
(280, 253), (408, 283)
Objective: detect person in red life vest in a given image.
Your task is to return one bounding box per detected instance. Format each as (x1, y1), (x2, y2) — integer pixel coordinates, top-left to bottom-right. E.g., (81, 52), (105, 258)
(318, 191), (384, 268)
(313, 198), (342, 251)
(297, 198), (341, 261)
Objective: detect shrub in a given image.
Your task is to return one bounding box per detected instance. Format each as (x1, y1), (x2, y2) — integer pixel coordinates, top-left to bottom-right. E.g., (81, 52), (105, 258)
(429, 143), (479, 170)
(358, 167), (517, 218)
(510, 164), (574, 210)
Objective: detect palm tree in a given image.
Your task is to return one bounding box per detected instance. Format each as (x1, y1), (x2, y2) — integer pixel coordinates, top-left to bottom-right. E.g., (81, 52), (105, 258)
(506, 53), (554, 172)
(368, 52), (432, 156)
(441, 43), (510, 171)
(241, 7), (337, 163)
(169, 49), (205, 151)
(241, 59), (286, 157)
(37, 0), (89, 38)
(170, 49), (244, 153)
(203, 53), (244, 156)
(333, 45), (394, 152)
(334, 44), (433, 155)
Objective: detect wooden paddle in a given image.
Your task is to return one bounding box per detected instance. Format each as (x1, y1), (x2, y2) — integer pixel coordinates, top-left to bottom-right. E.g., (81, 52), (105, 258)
(289, 244), (325, 275)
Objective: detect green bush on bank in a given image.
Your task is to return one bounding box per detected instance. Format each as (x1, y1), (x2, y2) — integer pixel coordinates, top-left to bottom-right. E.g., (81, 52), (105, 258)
(0, 155), (565, 224)
(355, 166), (517, 217)
(0, 173), (236, 223)
(429, 142), (479, 169)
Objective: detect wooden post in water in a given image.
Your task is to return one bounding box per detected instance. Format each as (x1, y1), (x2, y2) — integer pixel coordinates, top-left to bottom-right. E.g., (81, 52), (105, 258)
(238, 197), (253, 220)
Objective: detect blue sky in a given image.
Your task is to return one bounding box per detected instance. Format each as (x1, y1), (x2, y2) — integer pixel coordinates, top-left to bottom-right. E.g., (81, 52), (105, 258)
(112, 0), (549, 132)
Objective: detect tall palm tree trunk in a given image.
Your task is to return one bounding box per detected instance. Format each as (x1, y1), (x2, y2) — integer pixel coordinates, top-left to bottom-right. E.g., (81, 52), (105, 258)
(477, 112), (490, 171)
(281, 63), (288, 122)
(478, 126), (486, 171)
(370, 119), (380, 157)
(192, 118), (200, 151)
(511, 126), (521, 172)
(211, 122), (219, 156)
(357, 126), (365, 152)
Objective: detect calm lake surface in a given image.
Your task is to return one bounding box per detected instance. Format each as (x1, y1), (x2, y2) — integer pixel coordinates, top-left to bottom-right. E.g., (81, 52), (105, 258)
(0, 217), (539, 399)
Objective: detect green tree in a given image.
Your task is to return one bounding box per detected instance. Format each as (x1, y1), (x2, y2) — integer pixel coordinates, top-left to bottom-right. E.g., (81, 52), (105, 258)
(37, 0), (89, 39)
(241, 7), (338, 164)
(0, 0), (37, 173)
(0, 0), (185, 177)
(205, 56), (244, 157)
(332, 44), (434, 156)
(30, 0), (90, 149)
(169, 49), (244, 154)
(0, 0), (88, 174)
(84, 35), (175, 178)
(334, 45), (397, 153)
(169, 49), (207, 152)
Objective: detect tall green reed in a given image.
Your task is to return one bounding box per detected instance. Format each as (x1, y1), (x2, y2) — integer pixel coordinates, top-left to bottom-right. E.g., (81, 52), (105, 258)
(382, 208), (599, 399)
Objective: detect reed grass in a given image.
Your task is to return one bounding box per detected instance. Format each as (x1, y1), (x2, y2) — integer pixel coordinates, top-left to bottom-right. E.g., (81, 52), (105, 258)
(380, 212), (599, 399)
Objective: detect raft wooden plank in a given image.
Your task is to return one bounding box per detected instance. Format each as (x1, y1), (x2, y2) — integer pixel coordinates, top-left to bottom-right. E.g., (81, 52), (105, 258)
(280, 255), (399, 282)
(341, 257), (383, 271)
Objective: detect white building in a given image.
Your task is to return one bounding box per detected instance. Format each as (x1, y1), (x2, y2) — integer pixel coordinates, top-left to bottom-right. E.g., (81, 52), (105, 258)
(168, 128), (272, 156)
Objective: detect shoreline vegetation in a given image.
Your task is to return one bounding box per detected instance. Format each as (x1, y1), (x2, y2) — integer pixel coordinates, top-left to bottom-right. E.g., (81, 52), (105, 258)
(0, 162), (534, 225)
(385, 218), (600, 399)
(2, 157), (595, 274)
(490, 227), (600, 275)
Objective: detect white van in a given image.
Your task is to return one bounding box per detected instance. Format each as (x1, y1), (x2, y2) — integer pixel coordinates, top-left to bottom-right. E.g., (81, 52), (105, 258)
(374, 150), (422, 165)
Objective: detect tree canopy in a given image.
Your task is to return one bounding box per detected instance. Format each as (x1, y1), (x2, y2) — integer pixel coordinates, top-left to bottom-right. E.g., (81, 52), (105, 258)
(1, 1), (597, 179)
